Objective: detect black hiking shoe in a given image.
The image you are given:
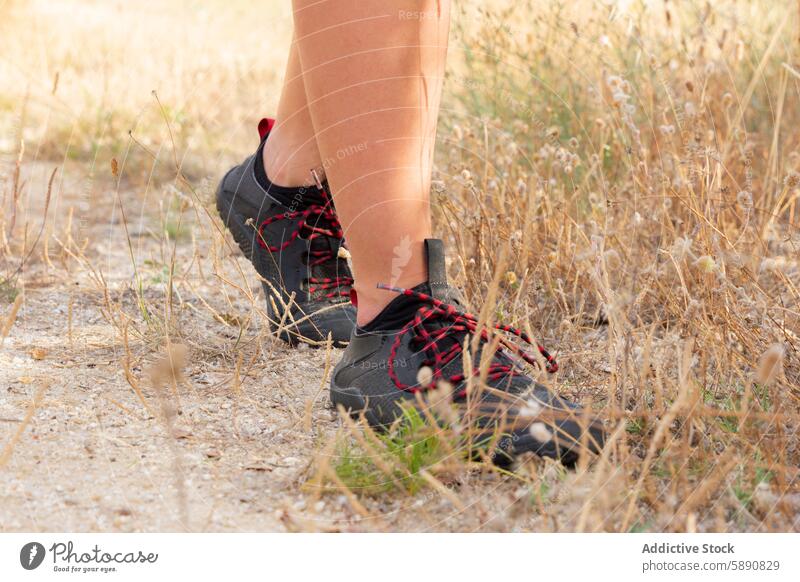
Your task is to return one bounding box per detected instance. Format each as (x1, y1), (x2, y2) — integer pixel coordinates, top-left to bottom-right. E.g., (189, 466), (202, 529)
(330, 239), (605, 466)
(216, 118), (355, 346)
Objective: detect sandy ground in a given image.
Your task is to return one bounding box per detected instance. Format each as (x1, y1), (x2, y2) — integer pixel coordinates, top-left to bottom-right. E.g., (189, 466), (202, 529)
(0, 160), (337, 531)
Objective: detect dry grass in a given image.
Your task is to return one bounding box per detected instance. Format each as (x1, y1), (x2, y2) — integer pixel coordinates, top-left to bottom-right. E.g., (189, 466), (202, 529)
(0, 0), (798, 532)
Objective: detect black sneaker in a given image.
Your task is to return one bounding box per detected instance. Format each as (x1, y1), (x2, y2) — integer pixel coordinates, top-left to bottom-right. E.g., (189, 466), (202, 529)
(330, 239), (605, 466)
(216, 118), (355, 346)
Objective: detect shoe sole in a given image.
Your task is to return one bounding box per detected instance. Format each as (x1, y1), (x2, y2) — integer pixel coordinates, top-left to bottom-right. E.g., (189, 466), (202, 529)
(329, 382), (385, 427)
(329, 377), (603, 467)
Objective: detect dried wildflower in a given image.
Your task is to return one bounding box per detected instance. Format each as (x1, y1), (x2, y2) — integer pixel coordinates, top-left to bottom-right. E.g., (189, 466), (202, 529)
(755, 344), (785, 385)
(783, 171), (800, 189)
(605, 74), (641, 146)
(671, 236), (693, 259)
(504, 271), (518, 286)
(536, 146), (549, 162)
(569, 137), (579, 149)
(721, 92), (734, 108)
(529, 422), (552, 443)
(694, 255), (717, 273)
(416, 366), (433, 387)
(519, 399), (543, 418)
(430, 380), (458, 426)
(460, 169), (472, 181)
(659, 124), (676, 136)
(736, 190), (753, 209)
(759, 256), (793, 273)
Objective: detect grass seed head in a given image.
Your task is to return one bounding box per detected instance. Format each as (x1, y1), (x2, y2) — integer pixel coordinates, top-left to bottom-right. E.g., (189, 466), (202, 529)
(529, 422), (552, 443)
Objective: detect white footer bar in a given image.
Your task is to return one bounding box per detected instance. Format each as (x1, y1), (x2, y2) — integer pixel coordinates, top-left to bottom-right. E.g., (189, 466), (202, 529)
(1, 533), (798, 581)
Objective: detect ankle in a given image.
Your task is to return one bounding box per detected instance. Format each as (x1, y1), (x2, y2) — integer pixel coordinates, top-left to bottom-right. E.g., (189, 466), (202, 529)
(354, 295), (392, 328)
(262, 128), (323, 188)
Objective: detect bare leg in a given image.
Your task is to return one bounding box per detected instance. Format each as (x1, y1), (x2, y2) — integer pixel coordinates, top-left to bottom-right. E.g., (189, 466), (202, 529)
(262, 33), (324, 187)
(292, 0), (450, 325)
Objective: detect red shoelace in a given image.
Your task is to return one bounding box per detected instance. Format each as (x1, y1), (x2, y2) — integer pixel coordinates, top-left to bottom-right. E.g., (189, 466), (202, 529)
(378, 285), (558, 395)
(257, 188), (354, 299)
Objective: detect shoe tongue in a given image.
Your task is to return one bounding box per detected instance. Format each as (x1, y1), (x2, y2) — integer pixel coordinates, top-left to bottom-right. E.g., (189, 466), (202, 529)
(302, 184), (328, 207)
(308, 236), (335, 267)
